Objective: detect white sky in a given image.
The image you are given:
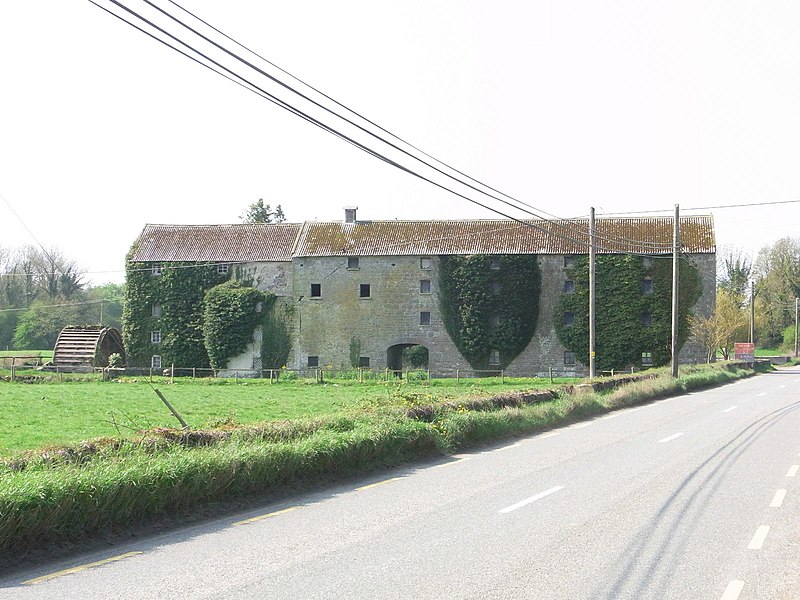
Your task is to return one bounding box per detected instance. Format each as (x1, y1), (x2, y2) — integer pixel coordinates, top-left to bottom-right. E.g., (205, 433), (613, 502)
(1, 1), (799, 285)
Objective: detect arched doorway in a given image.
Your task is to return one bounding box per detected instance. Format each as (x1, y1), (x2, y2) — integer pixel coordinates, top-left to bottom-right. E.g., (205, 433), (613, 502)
(386, 343), (429, 372)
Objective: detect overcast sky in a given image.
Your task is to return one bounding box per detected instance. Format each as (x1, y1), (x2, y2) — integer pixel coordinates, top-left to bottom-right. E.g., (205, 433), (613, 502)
(1, 1), (799, 285)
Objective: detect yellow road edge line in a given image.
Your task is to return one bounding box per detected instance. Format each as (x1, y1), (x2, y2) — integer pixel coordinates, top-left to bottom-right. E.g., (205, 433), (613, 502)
(23, 551), (143, 585)
(355, 477), (402, 491)
(232, 505), (302, 527)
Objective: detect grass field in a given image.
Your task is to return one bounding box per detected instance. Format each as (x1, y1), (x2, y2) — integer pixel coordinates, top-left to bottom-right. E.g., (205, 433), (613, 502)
(0, 376), (571, 455)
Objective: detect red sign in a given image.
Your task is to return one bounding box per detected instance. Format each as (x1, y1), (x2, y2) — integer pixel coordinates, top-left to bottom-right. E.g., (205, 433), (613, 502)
(734, 342), (755, 361)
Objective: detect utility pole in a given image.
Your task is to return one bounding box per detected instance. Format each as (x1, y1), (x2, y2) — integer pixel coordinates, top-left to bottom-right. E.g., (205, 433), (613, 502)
(589, 207), (596, 379)
(794, 297), (798, 358)
(671, 204), (680, 378)
(749, 281), (755, 344)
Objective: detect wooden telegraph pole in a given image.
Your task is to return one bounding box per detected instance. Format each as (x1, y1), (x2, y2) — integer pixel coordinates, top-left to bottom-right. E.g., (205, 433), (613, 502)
(671, 205), (680, 378)
(589, 207), (596, 379)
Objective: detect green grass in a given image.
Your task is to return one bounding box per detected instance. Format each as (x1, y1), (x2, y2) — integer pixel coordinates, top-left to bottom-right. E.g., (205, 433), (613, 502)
(0, 362), (761, 555)
(0, 376), (566, 455)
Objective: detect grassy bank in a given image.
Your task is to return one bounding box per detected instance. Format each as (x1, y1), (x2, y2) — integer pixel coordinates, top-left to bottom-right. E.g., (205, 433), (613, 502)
(0, 377), (568, 454)
(0, 362), (764, 555)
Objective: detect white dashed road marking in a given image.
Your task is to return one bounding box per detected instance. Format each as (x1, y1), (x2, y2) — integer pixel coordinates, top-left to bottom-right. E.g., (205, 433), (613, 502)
(658, 433), (684, 444)
(748, 526), (770, 550)
(770, 489), (787, 508)
(499, 486), (564, 514)
(722, 406), (737, 413)
(720, 580), (744, 600)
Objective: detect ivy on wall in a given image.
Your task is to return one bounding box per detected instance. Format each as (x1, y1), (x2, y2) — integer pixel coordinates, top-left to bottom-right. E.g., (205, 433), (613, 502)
(555, 255), (702, 371)
(438, 254), (541, 370)
(203, 281), (271, 369)
(122, 253), (228, 367)
(261, 300), (292, 369)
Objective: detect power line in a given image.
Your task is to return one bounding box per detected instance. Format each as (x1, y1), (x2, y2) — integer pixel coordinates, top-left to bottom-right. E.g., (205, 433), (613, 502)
(91, 0), (673, 253)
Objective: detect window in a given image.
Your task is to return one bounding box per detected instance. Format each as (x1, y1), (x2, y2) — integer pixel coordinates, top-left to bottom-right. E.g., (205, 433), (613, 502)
(563, 312), (575, 327)
(489, 350), (500, 366)
(489, 314), (501, 328)
(347, 256), (360, 270)
(641, 312), (652, 327)
(359, 283), (371, 298)
(563, 280), (575, 293)
(358, 356), (370, 368)
(310, 283), (321, 298)
(642, 277), (653, 294)
(217, 264), (229, 275)
(307, 356), (319, 368)
(564, 255), (576, 269)
(420, 311), (431, 325)
(420, 279), (431, 294)
(151, 264), (163, 276)
(151, 330), (161, 344)
(643, 256), (654, 268)
(564, 351), (576, 366)
(151, 304), (162, 318)
(420, 257), (432, 270)
(490, 256), (501, 270)
(151, 355), (162, 369)
(642, 352), (653, 366)
(490, 281), (502, 294)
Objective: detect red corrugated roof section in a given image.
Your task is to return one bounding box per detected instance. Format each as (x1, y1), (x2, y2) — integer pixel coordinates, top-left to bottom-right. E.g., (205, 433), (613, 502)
(130, 223), (302, 262)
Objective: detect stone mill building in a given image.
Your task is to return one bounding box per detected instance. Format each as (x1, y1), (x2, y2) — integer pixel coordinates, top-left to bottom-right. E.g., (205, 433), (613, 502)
(124, 209), (716, 376)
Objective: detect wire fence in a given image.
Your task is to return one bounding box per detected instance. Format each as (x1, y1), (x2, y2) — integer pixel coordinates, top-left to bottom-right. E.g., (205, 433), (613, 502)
(1, 362), (590, 384)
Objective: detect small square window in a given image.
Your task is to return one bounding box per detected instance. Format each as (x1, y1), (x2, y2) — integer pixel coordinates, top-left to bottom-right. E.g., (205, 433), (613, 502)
(489, 350), (500, 366)
(151, 264), (163, 276)
(564, 312), (575, 327)
(642, 352), (653, 366)
(564, 256), (576, 269)
(217, 264), (229, 275)
(360, 283), (371, 298)
(642, 278), (653, 294)
(358, 356), (370, 368)
(490, 281), (501, 294)
(564, 351), (576, 366)
(642, 312), (652, 327)
(490, 256), (501, 270)
(420, 279), (431, 294)
(563, 280), (575, 293)
(347, 257), (360, 269)
(151, 355), (162, 369)
(420, 257), (432, 270)
(151, 330), (161, 344)
(307, 355), (319, 368)
(643, 256), (654, 268)
(151, 304), (162, 318)
(310, 283), (321, 298)
(420, 311), (431, 325)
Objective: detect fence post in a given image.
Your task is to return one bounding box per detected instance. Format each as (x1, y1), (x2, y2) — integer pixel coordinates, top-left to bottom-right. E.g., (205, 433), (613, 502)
(359, 368), (363, 383)
(456, 369), (459, 384)
(501, 369), (505, 384)
(611, 369), (615, 377)
(149, 367), (153, 383)
(549, 367), (553, 384)
(171, 364), (175, 384)
(10, 357), (15, 381)
(192, 367), (196, 380)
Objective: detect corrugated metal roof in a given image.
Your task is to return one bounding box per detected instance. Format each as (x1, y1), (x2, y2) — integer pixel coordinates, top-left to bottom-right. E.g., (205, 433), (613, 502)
(129, 216), (715, 262)
(130, 223), (302, 262)
(294, 216), (715, 256)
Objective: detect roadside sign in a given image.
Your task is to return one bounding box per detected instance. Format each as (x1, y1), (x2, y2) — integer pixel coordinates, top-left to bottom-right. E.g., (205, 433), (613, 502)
(734, 342), (755, 362)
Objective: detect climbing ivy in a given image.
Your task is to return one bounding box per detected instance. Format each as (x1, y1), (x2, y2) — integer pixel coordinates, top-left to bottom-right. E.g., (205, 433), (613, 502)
(261, 300), (292, 370)
(555, 255), (702, 371)
(203, 281), (270, 369)
(122, 252), (228, 367)
(438, 254), (541, 370)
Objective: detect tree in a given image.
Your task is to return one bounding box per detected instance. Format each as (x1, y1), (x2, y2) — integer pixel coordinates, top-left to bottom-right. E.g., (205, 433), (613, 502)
(717, 246), (751, 305)
(240, 199), (286, 224)
(753, 237), (800, 347)
(691, 288), (749, 361)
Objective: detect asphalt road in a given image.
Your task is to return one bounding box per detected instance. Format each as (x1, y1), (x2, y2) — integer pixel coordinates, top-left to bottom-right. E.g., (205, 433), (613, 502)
(3, 367), (799, 599)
